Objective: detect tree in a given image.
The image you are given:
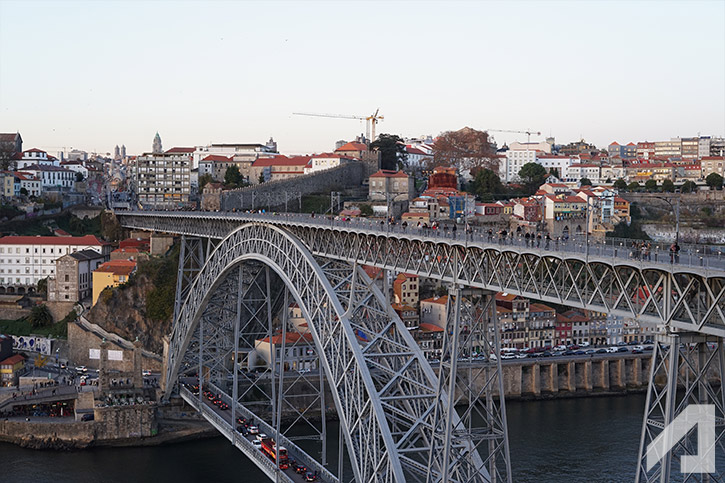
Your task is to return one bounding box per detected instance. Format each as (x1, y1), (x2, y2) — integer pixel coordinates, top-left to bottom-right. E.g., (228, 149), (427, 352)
(75, 172), (84, 182)
(469, 168), (504, 200)
(28, 304), (53, 328)
(681, 180), (697, 193)
(36, 277), (48, 297)
(224, 166), (243, 188)
(580, 178), (592, 186)
(645, 179), (658, 191)
(370, 134), (407, 171)
(661, 179), (675, 192)
(627, 181), (641, 191)
(359, 204), (373, 217)
(706, 173), (724, 190)
(198, 173), (214, 193)
(518, 163), (548, 191)
(19, 187), (28, 196)
(613, 178), (628, 191)
(258, 172), (266, 184)
(432, 127), (496, 171)
(606, 221), (651, 240)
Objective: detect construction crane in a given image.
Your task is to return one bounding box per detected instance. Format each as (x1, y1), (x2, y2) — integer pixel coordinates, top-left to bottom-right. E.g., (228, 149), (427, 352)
(487, 129), (542, 145)
(292, 109), (384, 143)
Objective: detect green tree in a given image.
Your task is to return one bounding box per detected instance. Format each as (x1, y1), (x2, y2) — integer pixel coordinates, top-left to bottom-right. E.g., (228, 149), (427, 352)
(36, 277), (48, 297)
(644, 179), (658, 191)
(359, 204), (373, 217)
(258, 172), (266, 184)
(680, 180), (697, 193)
(613, 178), (628, 191)
(627, 181), (641, 191)
(518, 163), (548, 191)
(606, 221), (651, 240)
(370, 134), (407, 171)
(470, 168), (504, 201)
(75, 172), (84, 182)
(198, 173), (214, 193)
(28, 304), (53, 328)
(580, 178), (592, 186)
(661, 179), (675, 192)
(706, 173), (724, 190)
(19, 187), (28, 196)
(224, 166), (243, 188)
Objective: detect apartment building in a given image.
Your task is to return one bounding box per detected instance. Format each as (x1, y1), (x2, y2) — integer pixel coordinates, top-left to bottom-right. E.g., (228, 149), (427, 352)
(135, 152), (191, 208)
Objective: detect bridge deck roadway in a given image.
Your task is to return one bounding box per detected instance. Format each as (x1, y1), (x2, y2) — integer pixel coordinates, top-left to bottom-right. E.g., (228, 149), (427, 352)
(117, 211), (725, 273)
(179, 382), (337, 483)
(118, 211), (725, 336)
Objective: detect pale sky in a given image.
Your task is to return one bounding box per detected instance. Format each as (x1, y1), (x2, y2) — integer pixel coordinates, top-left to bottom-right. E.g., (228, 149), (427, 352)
(1, 0), (723, 156)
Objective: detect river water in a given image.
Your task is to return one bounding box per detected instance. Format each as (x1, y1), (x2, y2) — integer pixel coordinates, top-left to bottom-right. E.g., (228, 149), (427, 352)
(2, 394), (647, 482)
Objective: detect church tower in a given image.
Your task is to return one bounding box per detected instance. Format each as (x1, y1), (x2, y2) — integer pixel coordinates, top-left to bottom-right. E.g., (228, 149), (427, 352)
(152, 132), (163, 154)
(121, 144), (126, 158)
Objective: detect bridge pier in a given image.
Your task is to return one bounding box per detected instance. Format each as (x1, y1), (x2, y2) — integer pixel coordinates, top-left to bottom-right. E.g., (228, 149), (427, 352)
(636, 332), (725, 482)
(522, 364), (541, 397)
(575, 361), (593, 392)
(608, 359), (625, 391)
(540, 363), (557, 394)
(557, 361), (575, 393)
(592, 360), (610, 391)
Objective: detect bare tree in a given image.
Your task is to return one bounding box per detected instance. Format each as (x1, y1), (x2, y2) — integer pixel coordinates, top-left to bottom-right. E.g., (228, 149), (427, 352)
(431, 127), (497, 172)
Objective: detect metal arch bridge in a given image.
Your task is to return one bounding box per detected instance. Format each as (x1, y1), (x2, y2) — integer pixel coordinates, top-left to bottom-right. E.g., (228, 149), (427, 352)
(117, 211), (725, 483)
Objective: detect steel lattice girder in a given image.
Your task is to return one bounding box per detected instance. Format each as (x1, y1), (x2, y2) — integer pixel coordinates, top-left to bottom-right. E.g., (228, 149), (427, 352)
(117, 213), (725, 337)
(165, 223), (490, 482)
(636, 333), (725, 482)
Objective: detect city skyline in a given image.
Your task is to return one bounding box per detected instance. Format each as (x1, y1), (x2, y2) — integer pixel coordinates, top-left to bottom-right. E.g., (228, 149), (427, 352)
(1, 1), (723, 155)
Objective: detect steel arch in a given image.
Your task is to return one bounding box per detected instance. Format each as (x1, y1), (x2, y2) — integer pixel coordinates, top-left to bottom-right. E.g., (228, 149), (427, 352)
(166, 223), (486, 482)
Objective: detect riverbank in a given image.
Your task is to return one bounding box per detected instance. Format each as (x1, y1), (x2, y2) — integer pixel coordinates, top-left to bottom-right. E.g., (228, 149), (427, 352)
(0, 417), (217, 450)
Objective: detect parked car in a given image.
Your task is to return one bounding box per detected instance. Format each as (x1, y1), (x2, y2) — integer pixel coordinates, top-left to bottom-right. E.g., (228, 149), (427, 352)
(596, 348), (607, 354)
(617, 347), (629, 353)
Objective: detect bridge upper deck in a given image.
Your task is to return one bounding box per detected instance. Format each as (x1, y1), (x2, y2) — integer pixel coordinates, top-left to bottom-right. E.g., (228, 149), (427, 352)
(117, 210), (725, 276)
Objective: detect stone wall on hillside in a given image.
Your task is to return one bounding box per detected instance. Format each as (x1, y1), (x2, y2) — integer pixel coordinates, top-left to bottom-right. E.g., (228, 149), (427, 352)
(221, 161), (372, 211)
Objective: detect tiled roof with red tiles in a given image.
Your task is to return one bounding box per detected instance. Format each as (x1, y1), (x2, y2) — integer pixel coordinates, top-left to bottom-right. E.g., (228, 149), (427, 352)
(421, 295), (448, 305)
(419, 323), (444, 333)
(165, 147), (195, 154)
(201, 154), (233, 162)
(23, 148), (47, 154)
(335, 141), (368, 152)
(370, 169), (408, 179)
(94, 260), (137, 276)
(609, 142), (619, 146)
(0, 235), (108, 246)
(0, 354), (25, 366)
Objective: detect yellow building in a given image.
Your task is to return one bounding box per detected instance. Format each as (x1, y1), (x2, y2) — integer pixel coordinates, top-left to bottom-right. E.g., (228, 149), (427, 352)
(0, 354), (25, 386)
(92, 260), (136, 305)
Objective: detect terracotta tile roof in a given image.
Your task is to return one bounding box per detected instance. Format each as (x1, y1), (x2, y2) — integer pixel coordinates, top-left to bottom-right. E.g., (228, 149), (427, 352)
(370, 169), (408, 179)
(0, 235), (109, 246)
(421, 295), (448, 305)
(23, 148), (47, 153)
(112, 247), (141, 254)
(201, 154), (233, 162)
(609, 142), (619, 146)
(165, 147), (196, 154)
(495, 292), (519, 302)
(419, 323), (444, 333)
(530, 303), (555, 312)
(94, 260), (137, 276)
(335, 141), (368, 152)
(0, 354), (25, 366)
(392, 303), (416, 312)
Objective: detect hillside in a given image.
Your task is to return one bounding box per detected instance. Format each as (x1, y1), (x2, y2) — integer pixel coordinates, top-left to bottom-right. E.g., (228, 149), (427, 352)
(86, 245), (178, 354)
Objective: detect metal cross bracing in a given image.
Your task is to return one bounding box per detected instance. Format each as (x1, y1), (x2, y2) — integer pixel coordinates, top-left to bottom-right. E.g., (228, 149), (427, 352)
(635, 332), (725, 482)
(427, 289), (511, 483)
(118, 211), (725, 338)
(165, 222), (499, 482)
(116, 210), (725, 481)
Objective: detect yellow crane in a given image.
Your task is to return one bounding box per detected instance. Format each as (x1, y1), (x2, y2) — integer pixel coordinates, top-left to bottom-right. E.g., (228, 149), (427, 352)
(292, 109), (384, 143)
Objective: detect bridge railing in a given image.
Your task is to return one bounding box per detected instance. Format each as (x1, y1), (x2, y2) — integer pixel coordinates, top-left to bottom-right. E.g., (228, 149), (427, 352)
(123, 210), (725, 271)
(207, 381), (338, 483)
